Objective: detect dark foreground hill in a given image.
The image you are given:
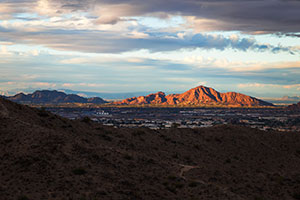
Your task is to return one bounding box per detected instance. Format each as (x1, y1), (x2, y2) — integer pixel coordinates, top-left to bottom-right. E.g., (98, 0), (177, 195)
(7, 90), (107, 105)
(1, 97), (300, 200)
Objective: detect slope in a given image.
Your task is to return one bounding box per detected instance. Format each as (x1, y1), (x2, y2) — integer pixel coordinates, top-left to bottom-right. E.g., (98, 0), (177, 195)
(1, 97), (300, 200)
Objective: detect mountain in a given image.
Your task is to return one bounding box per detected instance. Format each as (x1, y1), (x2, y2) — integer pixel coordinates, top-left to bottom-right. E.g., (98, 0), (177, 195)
(60, 89), (158, 100)
(263, 96), (300, 105)
(114, 86), (273, 107)
(7, 90), (108, 105)
(287, 101), (300, 110)
(1, 97), (300, 200)
(282, 96), (300, 101)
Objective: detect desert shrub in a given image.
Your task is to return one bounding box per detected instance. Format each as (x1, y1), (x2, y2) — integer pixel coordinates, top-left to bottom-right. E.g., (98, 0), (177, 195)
(124, 154), (133, 160)
(172, 153), (179, 159)
(147, 158), (155, 164)
(101, 134), (112, 141)
(188, 181), (200, 187)
(193, 144), (201, 150)
(18, 196), (29, 200)
(167, 175), (177, 181)
(37, 107), (49, 117)
(292, 192), (300, 200)
(174, 183), (184, 188)
(81, 116), (91, 123)
(254, 197), (265, 200)
(72, 168), (87, 175)
(132, 130), (145, 136)
(165, 186), (177, 194)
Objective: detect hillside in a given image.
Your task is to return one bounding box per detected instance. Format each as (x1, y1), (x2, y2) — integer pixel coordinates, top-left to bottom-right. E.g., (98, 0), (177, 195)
(114, 86), (273, 107)
(287, 102), (300, 111)
(7, 90), (107, 105)
(1, 97), (300, 200)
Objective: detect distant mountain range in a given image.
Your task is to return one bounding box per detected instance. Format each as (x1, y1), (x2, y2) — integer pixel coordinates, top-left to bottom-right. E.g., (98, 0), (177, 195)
(3, 86), (275, 107)
(0, 88), (157, 100)
(59, 89), (157, 100)
(262, 96), (300, 105)
(114, 86), (274, 107)
(6, 90), (107, 105)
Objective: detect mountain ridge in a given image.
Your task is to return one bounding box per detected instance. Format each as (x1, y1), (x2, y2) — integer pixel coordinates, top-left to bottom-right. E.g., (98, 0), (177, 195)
(7, 90), (108, 105)
(114, 85), (274, 107)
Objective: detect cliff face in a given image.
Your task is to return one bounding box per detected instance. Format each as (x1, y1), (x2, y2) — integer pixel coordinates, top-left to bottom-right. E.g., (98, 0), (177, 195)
(116, 92), (167, 105)
(115, 86), (273, 107)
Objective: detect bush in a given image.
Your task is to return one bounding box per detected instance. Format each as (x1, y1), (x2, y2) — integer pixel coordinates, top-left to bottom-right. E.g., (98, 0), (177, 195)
(18, 196), (29, 200)
(81, 116), (91, 123)
(293, 193), (300, 200)
(167, 175), (178, 181)
(188, 181), (200, 187)
(124, 154), (133, 160)
(37, 107), (49, 117)
(72, 168), (87, 175)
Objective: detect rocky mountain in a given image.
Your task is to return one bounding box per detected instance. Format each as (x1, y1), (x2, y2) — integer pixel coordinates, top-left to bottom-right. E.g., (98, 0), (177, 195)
(114, 86), (273, 107)
(1, 97), (300, 200)
(287, 102), (300, 110)
(7, 90), (108, 105)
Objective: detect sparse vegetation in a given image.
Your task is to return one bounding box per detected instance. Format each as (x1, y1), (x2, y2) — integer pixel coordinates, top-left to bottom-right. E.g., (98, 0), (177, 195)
(132, 130), (145, 136)
(1, 97), (300, 200)
(167, 175), (178, 181)
(18, 195), (29, 200)
(72, 168), (87, 175)
(123, 154), (133, 160)
(37, 107), (49, 117)
(81, 116), (91, 123)
(292, 192), (300, 200)
(188, 181), (200, 187)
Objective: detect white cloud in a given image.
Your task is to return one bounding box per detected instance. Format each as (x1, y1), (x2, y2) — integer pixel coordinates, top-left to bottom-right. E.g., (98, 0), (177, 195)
(238, 83), (300, 91)
(0, 45), (12, 55)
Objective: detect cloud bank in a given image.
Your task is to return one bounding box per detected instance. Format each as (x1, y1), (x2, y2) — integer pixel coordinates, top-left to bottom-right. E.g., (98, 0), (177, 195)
(1, 0), (300, 33)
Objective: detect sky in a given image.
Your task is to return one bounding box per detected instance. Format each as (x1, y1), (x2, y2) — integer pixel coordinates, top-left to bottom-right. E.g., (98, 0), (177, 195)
(0, 0), (300, 98)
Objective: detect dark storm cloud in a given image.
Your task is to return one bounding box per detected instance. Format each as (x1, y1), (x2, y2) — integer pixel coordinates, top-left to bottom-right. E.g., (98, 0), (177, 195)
(50, 0), (300, 33)
(1, 0), (300, 33)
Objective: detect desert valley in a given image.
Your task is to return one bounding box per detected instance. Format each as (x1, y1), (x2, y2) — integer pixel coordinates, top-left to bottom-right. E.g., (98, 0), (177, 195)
(1, 0), (300, 199)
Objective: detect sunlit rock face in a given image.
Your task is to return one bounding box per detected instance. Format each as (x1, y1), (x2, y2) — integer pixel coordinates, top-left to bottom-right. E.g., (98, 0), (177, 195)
(114, 86), (274, 107)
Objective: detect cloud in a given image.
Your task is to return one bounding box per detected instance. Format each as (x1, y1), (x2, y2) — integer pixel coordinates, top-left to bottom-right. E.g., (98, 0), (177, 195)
(238, 83), (300, 91)
(0, 24), (296, 54)
(2, 0), (300, 33)
(0, 0), (299, 54)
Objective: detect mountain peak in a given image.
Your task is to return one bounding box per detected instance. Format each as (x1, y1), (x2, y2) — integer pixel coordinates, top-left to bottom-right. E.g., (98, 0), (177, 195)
(7, 90), (107, 105)
(114, 86), (273, 107)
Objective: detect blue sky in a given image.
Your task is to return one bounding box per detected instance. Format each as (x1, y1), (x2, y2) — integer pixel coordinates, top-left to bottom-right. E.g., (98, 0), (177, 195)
(0, 0), (300, 98)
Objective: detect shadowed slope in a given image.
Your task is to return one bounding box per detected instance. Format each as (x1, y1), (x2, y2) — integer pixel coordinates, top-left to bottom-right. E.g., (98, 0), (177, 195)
(7, 90), (107, 105)
(1, 97), (299, 200)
